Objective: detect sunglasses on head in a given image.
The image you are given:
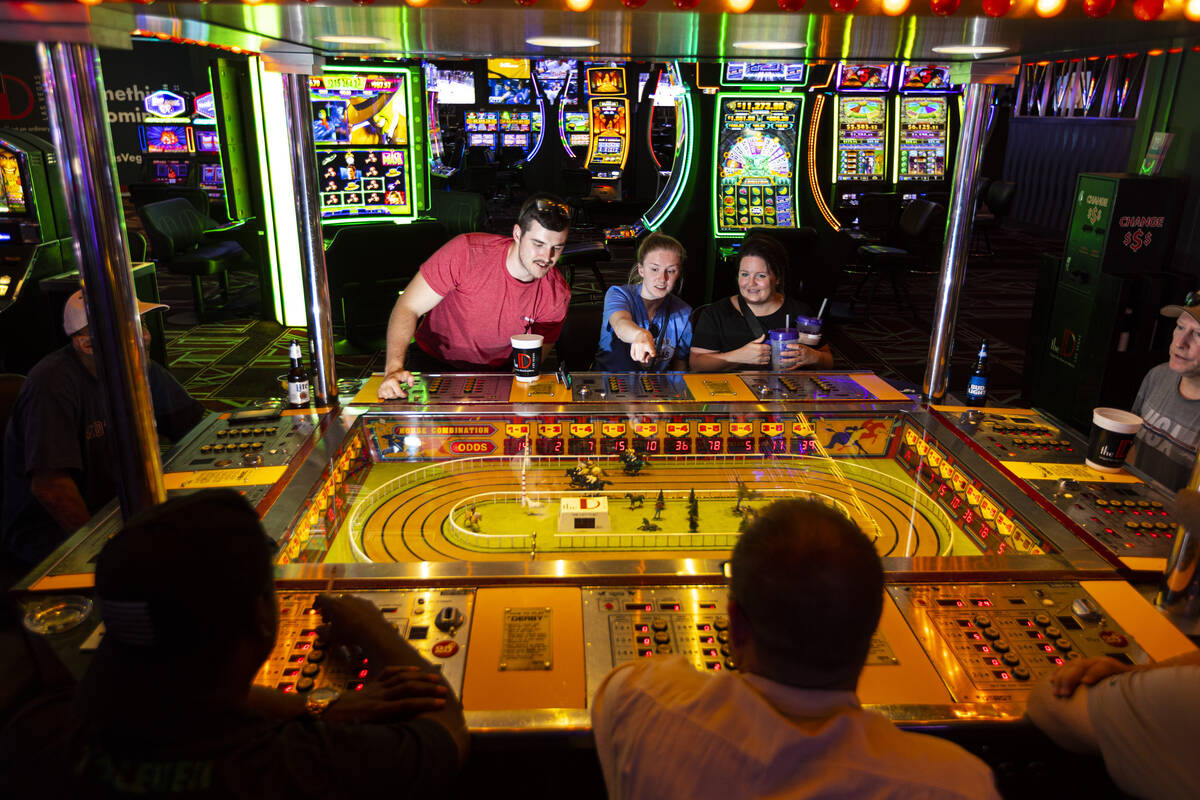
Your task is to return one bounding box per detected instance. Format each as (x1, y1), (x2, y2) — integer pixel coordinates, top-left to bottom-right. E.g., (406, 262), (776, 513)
(1185, 291), (1200, 307)
(535, 198), (573, 218)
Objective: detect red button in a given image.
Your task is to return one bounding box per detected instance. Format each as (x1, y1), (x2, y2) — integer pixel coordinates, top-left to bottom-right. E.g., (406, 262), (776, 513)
(431, 640), (459, 659)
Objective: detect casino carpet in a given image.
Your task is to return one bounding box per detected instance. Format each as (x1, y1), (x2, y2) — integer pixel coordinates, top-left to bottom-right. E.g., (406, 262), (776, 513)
(154, 209), (1059, 410)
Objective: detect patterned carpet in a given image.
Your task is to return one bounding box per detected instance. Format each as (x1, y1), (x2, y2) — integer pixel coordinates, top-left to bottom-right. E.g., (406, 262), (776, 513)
(156, 206), (1059, 410)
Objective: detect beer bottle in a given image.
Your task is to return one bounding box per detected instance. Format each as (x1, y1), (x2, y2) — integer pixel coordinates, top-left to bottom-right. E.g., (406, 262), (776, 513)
(965, 340), (989, 407)
(286, 340), (310, 408)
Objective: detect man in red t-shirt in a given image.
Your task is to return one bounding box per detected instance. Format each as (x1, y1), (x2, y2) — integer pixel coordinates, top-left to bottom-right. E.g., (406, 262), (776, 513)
(378, 193), (572, 399)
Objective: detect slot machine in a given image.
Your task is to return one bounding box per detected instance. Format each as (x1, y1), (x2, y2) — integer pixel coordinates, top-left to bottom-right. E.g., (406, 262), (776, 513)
(831, 63), (894, 213)
(310, 66), (429, 228)
(584, 66), (630, 202)
(497, 110), (534, 161)
(464, 109), (498, 156)
(712, 92), (804, 239)
(894, 64), (959, 204)
(192, 91), (229, 218)
(138, 89), (197, 190)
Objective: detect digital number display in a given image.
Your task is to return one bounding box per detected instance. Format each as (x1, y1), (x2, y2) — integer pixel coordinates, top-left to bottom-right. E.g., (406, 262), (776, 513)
(698, 437), (724, 454)
(600, 438), (628, 454)
(728, 437), (755, 454)
(791, 437), (818, 455)
(759, 437), (787, 455)
(666, 437), (692, 454)
(633, 439), (660, 454)
(536, 438), (564, 455)
(568, 438), (597, 455)
(503, 439), (527, 455)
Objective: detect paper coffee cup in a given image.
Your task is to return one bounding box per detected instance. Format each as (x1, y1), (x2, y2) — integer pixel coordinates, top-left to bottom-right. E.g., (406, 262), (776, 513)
(511, 333), (543, 383)
(1084, 407), (1143, 473)
(769, 329), (799, 371)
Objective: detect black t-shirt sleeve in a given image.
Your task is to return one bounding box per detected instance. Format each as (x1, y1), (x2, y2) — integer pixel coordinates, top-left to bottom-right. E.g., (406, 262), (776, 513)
(19, 366), (87, 476)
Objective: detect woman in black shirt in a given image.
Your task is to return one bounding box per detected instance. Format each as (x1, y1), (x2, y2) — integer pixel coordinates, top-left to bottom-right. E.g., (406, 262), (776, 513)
(689, 235), (834, 372)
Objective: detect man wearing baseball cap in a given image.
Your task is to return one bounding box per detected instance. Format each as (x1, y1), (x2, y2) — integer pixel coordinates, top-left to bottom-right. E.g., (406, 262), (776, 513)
(1, 289), (205, 566)
(1129, 291), (1200, 489)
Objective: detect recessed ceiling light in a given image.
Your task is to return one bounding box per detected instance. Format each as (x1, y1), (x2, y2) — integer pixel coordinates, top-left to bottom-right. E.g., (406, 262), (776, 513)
(316, 35), (388, 45)
(525, 36), (600, 48)
(731, 41), (807, 50)
(931, 44), (1010, 55)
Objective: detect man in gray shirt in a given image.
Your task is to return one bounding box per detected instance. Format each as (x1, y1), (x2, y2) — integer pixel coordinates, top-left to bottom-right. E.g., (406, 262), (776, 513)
(1130, 294), (1200, 489)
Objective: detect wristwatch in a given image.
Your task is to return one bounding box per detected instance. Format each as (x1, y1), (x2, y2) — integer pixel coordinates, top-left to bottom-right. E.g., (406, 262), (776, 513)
(304, 687), (341, 719)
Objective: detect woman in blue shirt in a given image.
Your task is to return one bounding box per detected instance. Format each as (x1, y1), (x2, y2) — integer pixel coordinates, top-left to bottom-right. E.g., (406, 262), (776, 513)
(594, 233), (692, 372)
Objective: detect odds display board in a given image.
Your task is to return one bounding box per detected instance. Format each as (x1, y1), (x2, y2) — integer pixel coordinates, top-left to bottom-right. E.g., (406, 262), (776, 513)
(310, 69), (428, 224)
(713, 95), (803, 236)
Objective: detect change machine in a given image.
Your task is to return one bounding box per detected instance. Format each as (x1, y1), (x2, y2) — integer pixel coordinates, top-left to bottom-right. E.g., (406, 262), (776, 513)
(1027, 173), (1185, 431)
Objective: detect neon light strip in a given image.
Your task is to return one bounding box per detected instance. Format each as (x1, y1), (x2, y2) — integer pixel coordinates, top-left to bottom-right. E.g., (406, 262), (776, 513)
(642, 62), (693, 231)
(247, 58), (283, 322)
(807, 95), (840, 231)
(527, 98), (546, 161)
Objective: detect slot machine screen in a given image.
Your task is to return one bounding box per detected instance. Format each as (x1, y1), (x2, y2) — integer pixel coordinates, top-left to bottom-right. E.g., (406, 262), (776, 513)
(435, 70), (477, 105)
(309, 74), (409, 147)
(902, 65), (952, 91)
(195, 128), (220, 153)
(199, 163), (224, 190)
(487, 58), (532, 105)
(311, 70), (419, 221)
(897, 96), (948, 182)
(469, 133), (496, 148)
(723, 62), (807, 85)
(534, 59), (577, 105)
(465, 111), (498, 132)
(714, 95), (802, 234)
(502, 133), (529, 149)
(141, 125), (193, 154)
(499, 111), (532, 132)
(587, 67), (625, 95)
(586, 99), (628, 167)
(152, 160), (190, 185)
(0, 146), (29, 216)
(836, 96), (888, 182)
(563, 111), (589, 134)
(316, 148), (409, 218)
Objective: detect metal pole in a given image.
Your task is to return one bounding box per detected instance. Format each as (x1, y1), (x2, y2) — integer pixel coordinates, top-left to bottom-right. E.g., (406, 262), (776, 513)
(36, 42), (166, 517)
(922, 83), (995, 402)
(281, 72), (337, 405)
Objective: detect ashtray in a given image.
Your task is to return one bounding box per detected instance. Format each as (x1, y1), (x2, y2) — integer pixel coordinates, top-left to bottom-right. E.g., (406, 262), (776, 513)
(21, 595), (93, 635)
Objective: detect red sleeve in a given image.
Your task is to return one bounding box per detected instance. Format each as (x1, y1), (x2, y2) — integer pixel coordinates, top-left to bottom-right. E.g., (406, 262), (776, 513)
(418, 235), (470, 297)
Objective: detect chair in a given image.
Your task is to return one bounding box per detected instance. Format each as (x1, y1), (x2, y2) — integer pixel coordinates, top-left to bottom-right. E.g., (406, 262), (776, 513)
(138, 199), (253, 322)
(973, 180), (1017, 257)
(855, 199), (946, 320)
(0, 373), (26, 522)
(559, 241), (610, 301)
(429, 190), (487, 238)
(553, 303), (603, 373)
(128, 184), (211, 218)
(324, 220), (450, 351)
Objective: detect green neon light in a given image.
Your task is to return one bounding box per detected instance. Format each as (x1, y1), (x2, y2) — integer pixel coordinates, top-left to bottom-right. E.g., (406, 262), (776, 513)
(891, 94), (900, 183)
(206, 70), (235, 222)
(718, 14), (728, 61)
(711, 91), (805, 239)
(806, 15), (817, 54)
(248, 58), (283, 323)
(841, 18), (853, 61)
(901, 20), (917, 62)
(643, 62), (694, 230)
(256, 63), (306, 327)
(405, 65), (430, 214)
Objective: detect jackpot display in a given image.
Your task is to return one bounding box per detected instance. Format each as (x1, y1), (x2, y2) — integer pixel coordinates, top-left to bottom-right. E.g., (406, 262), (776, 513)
(585, 97), (629, 177)
(896, 96), (948, 182)
(713, 95), (803, 236)
(310, 70), (425, 222)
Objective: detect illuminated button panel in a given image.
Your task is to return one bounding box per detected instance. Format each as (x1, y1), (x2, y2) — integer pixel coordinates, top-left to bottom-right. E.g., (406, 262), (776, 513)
(181, 413), (319, 471)
(582, 586), (896, 702)
(888, 583), (1147, 703)
(569, 373), (691, 401)
(1040, 482), (1175, 560)
(256, 589), (473, 698)
(741, 373), (874, 401)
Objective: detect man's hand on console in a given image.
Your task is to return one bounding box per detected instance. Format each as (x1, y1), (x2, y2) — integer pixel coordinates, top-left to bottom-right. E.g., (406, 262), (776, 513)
(377, 369), (415, 401)
(1048, 656), (1134, 697)
(323, 665), (449, 723)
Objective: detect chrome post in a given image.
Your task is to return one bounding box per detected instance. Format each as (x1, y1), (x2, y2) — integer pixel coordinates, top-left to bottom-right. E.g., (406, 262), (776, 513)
(36, 42), (166, 518)
(922, 82), (995, 402)
(281, 72), (337, 405)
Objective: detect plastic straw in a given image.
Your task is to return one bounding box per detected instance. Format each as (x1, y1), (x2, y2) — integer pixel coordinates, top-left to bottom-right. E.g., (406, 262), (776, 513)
(817, 298), (829, 319)
(785, 314), (790, 330)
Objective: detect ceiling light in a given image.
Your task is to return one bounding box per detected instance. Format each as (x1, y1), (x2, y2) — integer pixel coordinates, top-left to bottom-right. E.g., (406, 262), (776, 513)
(731, 40), (807, 50)
(526, 36), (600, 48)
(931, 44), (1010, 55)
(316, 35), (388, 45)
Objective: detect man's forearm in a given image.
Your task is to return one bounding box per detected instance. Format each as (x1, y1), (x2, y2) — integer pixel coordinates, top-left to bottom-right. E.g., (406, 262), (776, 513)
(30, 472), (91, 533)
(384, 300), (420, 374)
